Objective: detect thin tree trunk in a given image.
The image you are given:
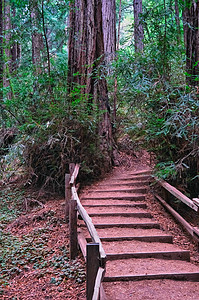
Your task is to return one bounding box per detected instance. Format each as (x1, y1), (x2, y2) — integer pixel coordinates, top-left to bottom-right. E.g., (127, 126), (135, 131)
(133, 0), (144, 52)
(41, 0), (50, 77)
(113, 0), (122, 123)
(175, 0), (181, 43)
(31, 0), (43, 74)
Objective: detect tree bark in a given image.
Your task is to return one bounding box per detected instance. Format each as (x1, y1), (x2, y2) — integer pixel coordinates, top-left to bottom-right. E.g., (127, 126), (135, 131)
(31, 0), (43, 73)
(133, 0), (144, 52)
(68, 0), (113, 170)
(102, 0), (116, 63)
(182, 0), (199, 85)
(175, 0), (181, 43)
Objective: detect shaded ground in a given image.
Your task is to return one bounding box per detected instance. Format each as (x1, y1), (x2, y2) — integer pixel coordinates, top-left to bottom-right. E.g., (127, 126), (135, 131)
(0, 190), (86, 300)
(1, 150), (199, 299)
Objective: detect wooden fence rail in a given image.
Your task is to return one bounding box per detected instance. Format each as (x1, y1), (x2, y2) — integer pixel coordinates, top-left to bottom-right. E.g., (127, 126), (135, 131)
(155, 177), (198, 212)
(65, 163), (106, 300)
(155, 177), (199, 248)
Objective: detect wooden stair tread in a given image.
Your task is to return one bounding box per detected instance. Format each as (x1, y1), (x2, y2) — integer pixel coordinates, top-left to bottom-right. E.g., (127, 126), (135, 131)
(105, 258), (199, 281)
(102, 240), (187, 254)
(88, 212), (152, 218)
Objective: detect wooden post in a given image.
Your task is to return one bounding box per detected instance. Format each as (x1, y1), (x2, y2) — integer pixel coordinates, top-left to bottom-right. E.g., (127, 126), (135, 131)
(65, 173), (71, 221)
(69, 163), (75, 175)
(86, 243), (100, 300)
(69, 199), (78, 260)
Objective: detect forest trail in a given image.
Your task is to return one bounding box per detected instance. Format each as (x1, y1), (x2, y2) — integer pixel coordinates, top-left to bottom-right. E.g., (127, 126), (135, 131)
(80, 160), (199, 300)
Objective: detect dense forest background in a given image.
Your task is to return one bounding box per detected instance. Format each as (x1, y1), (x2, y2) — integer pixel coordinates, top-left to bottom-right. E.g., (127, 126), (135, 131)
(0, 0), (198, 198)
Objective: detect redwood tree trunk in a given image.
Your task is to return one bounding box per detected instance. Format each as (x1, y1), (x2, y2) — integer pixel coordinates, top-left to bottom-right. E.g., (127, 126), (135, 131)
(102, 0), (116, 63)
(183, 0), (199, 85)
(133, 0), (144, 52)
(68, 0), (113, 169)
(31, 0), (43, 73)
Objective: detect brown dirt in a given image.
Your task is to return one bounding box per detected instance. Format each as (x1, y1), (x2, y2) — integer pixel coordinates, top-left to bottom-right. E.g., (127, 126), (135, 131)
(1, 196), (86, 300)
(2, 150), (199, 299)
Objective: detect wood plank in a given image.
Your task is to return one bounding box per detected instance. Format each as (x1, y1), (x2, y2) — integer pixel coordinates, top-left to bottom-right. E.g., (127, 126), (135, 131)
(77, 231), (87, 261)
(86, 243), (100, 300)
(88, 212), (152, 218)
(70, 164), (80, 186)
(156, 178), (198, 211)
(106, 250), (190, 261)
(71, 187), (107, 261)
(80, 223), (160, 229)
(83, 203), (147, 209)
(87, 235), (173, 243)
(104, 272), (199, 282)
(69, 199), (78, 260)
(81, 195), (145, 201)
(93, 188), (147, 193)
(84, 204), (147, 209)
(155, 194), (199, 242)
(92, 267), (105, 300)
(65, 174), (71, 221)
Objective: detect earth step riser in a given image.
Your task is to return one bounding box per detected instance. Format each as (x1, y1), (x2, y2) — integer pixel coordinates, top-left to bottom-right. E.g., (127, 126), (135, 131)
(106, 251), (190, 261)
(88, 213), (152, 218)
(103, 273), (199, 282)
(86, 236), (173, 243)
(83, 204), (147, 209)
(82, 196), (145, 201)
(111, 175), (151, 181)
(80, 223), (161, 229)
(93, 188), (147, 193)
(100, 182), (149, 187)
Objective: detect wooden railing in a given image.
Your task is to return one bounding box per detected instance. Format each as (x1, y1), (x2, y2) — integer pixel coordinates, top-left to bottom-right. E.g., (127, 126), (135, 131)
(65, 164), (106, 300)
(155, 177), (199, 247)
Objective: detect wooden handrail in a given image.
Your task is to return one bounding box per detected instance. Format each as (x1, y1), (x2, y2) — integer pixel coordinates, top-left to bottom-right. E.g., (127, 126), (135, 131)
(92, 267), (105, 300)
(155, 177), (198, 212)
(67, 164), (106, 300)
(71, 186), (107, 263)
(70, 164), (80, 186)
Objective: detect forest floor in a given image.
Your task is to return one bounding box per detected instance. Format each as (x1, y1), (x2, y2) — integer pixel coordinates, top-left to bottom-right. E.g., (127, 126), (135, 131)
(1, 150), (199, 299)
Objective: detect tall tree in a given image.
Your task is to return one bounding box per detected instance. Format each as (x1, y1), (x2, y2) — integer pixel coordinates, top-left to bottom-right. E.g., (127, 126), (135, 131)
(68, 0), (113, 170)
(183, 0), (199, 85)
(133, 0), (144, 52)
(30, 0), (43, 73)
(102, 0), (116, 63)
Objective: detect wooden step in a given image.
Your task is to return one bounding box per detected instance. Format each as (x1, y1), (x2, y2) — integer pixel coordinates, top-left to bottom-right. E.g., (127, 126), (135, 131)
(102, 240), (190, 261)
(85, 206), (148, 214)
(104, 258), (199, 282)
(83, 203), (147, 209)
(110, 175), (150, 181)
(88, 212), (152, 218)
(100, 181), (149, 187)
(86, 235), (173, 243)
(104, 272), (199, 282)
(81, 194), (145, 201)
(90, 216), (155, 225)
(106, 250), (190, 261)
(80, 222), (161, 229)
(81, 199), (146, 206)
(92, 188), (148, 193)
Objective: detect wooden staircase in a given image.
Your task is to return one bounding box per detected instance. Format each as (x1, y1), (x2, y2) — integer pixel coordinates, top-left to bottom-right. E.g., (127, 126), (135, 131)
(79, 169), (199, 299)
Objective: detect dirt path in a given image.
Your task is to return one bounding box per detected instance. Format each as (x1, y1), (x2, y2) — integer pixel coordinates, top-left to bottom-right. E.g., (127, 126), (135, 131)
(2, 151), (199, 299)
(80, 158), (199, 300)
